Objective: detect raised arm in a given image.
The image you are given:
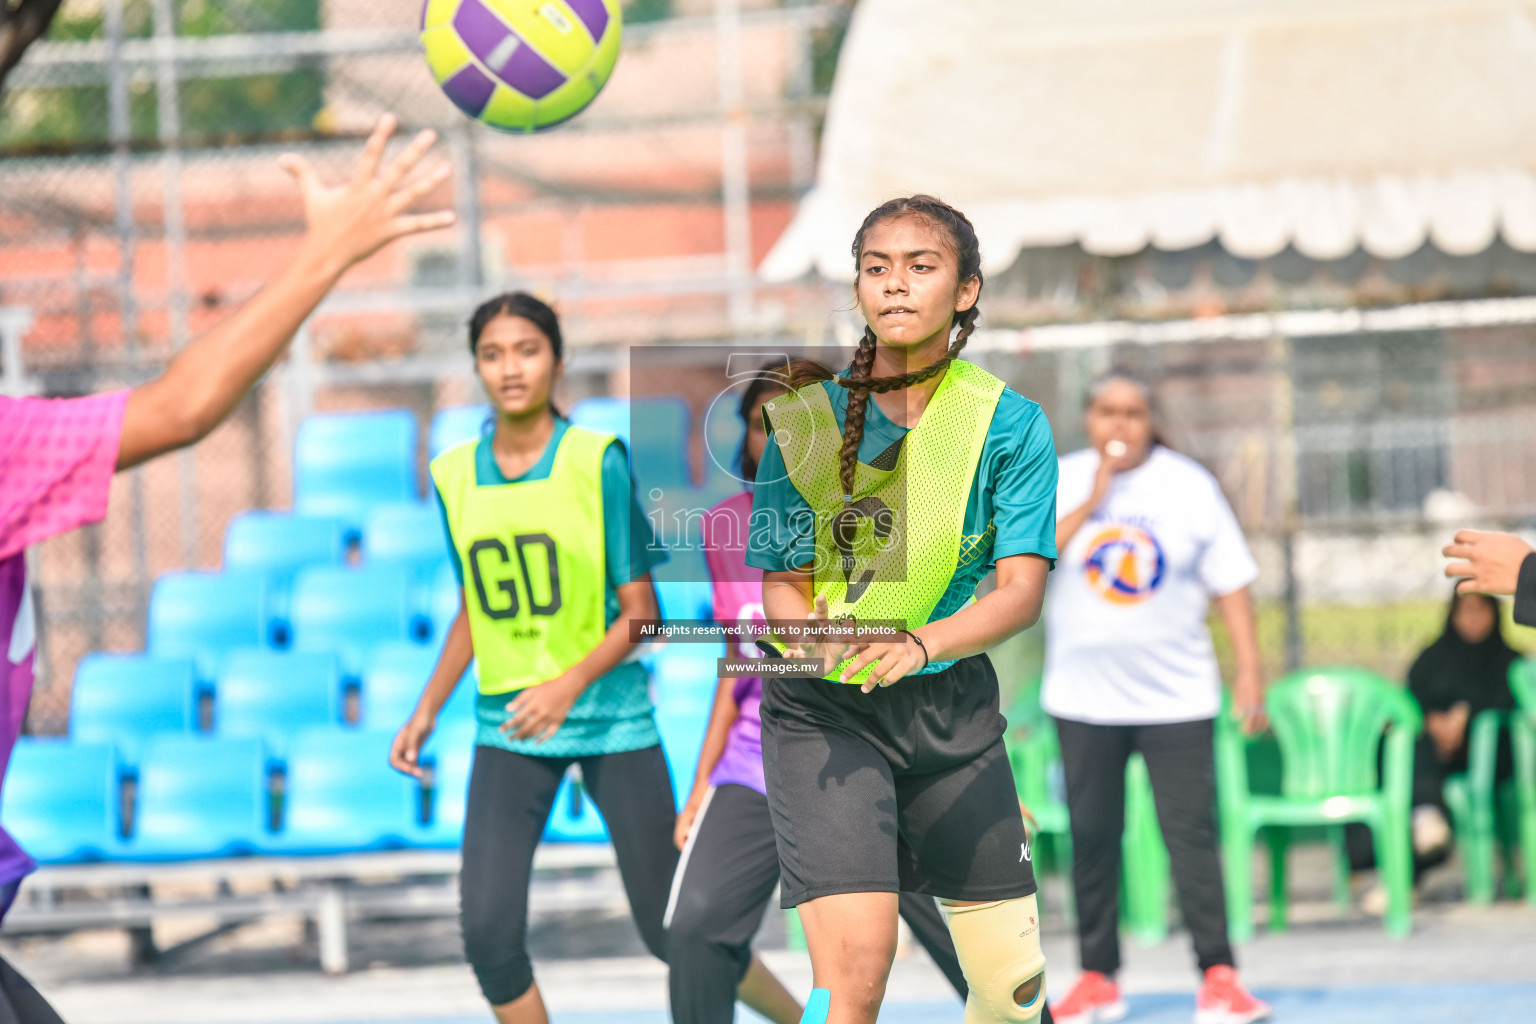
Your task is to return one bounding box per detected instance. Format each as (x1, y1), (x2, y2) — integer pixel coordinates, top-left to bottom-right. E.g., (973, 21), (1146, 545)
(390, 596), (475, 778)
(1056, 451), (1128, 552)
(117, 115), (455, 470)
(675, 677), (743, 848)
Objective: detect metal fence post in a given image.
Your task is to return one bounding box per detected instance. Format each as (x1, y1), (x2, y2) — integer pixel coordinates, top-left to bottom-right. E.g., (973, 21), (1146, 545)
(717, 0), (753, 330)
(105, 0), (153, 616)
(451, 122), (483, 291)
(0, 307), (34, 397)
(151, 0), (201, 568)
(1272, 333), (1304, 671)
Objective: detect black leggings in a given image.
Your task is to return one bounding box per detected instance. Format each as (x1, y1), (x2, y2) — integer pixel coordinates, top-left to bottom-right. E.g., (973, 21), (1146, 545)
(0, 956), (66, 1024)
(665, 782), (968, 1024)
(1055, 717), (1234, 976)
(460, 743), (678, 1005)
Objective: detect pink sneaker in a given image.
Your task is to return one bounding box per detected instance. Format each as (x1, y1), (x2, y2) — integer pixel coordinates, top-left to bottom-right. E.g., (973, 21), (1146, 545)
(1051, 971), (1128, 1024)
(1194, 965), (1272, 1024)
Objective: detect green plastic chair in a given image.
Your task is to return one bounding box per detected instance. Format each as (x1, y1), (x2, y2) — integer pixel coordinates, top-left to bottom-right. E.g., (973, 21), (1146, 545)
(1442, 707), (1518, 904)
(1216, 667), (1421, 940)
(1004, 679), (1171, 939)
(1510, 657), (1536, 907)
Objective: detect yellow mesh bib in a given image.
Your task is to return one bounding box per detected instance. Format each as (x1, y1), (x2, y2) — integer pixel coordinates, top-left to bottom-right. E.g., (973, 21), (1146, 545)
(763, 359), (1005, 684)
(429, 427), (611, 695)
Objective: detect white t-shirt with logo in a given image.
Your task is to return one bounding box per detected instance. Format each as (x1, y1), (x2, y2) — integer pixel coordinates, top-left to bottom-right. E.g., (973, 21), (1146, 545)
(1042, 446), (1258, 725)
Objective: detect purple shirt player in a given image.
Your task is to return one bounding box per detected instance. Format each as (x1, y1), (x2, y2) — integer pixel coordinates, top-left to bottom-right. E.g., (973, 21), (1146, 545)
(0, 392), (130, 909)
(700, 490), (767, 795)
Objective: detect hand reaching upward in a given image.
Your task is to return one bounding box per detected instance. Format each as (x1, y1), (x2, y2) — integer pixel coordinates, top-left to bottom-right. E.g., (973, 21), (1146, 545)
(279, 114), (456, 277)
(116, 114), (458, 471)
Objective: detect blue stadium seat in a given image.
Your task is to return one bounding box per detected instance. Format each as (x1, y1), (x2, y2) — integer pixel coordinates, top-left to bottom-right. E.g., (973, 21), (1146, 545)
(224, 511), (346, 580)
(214, 650), (343, 753)
(69, 654), (198, 758)
(127, 735), (270, 859)
(224, 513), (347, 646)
(148, 571), (272, 679)
(1, 740), (121, 863)
(293, 410), (420, 536)
(651, 643), (723, 701)
(571, 396), (691, 494)
(629, 398), (692, 494)
(655, 703), (710, 813)
(701, 401), (746, 494)
(568, 397), (632, 447)
(416, 720), (477, 847)
(429, 404), (491, 459)
(545, 770), (610, 843)
(358, 640), (440, 730)
(652, 545), (713, 622)
(272, 728), (419, 853)
(424, 559), (462, 645)
(440, 665), (480, 728)
(362, 502), (449, 573)
(289, 565), (420, 671)
(363, 646), (476, 731)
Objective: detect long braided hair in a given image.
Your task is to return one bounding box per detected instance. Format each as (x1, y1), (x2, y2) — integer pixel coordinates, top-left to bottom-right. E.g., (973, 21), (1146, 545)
(788, 195), (984, 507)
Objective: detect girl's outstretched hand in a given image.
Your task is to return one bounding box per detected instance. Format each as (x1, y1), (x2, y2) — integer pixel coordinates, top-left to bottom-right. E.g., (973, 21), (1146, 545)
(279, 114), (456, 276)
(784, 594), (864, 678)
(389, 710), (437, 779)
(841, 635), (926, 693)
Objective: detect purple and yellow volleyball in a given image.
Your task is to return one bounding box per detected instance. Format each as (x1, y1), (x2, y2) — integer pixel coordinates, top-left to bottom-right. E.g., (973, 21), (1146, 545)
(420, 0), (622, 133)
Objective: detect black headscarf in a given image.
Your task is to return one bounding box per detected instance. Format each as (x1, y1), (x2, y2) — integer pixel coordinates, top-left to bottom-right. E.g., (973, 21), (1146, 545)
(1407, 590), (1518, 715)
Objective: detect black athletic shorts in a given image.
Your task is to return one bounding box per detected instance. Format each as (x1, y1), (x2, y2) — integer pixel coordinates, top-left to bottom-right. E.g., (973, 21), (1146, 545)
(760, 652), (1037, 907)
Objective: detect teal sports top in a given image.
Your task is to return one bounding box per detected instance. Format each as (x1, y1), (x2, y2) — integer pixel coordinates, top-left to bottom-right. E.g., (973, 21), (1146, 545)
(434, 417), (665, 756)
(747, 376), (1059, 673)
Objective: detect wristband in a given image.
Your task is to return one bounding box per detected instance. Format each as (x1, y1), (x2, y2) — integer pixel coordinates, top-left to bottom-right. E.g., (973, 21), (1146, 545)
(901, 629), (930, 670)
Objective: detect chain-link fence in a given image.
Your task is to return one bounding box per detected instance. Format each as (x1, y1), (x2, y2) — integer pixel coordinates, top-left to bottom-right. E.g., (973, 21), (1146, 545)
(5, 0), (1535, 734)
(3, 0), (849, 731)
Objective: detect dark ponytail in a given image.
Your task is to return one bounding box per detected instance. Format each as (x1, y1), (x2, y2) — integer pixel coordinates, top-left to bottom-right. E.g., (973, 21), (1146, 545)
(789, 194), (984, 506)
(469, 291), (565, 419)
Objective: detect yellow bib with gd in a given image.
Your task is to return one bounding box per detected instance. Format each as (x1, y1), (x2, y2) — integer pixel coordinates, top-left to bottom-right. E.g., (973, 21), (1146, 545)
(430, 426), (612, 695)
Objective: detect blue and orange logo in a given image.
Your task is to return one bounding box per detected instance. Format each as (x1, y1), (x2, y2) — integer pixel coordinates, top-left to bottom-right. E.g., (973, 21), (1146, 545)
(1083, 525), (1166, 605)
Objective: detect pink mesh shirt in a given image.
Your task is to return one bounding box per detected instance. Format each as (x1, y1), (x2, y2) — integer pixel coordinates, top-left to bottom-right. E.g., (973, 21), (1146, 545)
(0, 391), (129, 902)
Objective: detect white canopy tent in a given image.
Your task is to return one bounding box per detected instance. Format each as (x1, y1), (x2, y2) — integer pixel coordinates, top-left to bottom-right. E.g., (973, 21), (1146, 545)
(762, 0), (1536, 282)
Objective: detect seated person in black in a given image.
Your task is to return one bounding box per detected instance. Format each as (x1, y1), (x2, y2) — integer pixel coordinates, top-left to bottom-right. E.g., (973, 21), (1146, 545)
(1348, 590), (1517, 903)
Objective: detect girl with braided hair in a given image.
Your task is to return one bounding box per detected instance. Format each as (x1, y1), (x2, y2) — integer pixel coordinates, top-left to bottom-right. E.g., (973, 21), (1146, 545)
(747, 196), (1060, 1024)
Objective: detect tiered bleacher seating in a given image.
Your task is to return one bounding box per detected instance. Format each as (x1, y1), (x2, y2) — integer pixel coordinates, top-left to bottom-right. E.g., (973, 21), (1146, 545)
(429, 404), (491, 458)
(7, 398), (724, 863)
(276, 729), (420, 854)
(147, 570), (272, 678)
(1, 740), (121, 862)
(214, 650), (343, 754)
(289, 564), (423, 671)
(362, 502), (448, 575)
(294, 410), (419, 538)
(418, 720), (477, 848)
(70, 654), (198, 757)
(224, 512), (347, 644)
(128, 735), (271, 860)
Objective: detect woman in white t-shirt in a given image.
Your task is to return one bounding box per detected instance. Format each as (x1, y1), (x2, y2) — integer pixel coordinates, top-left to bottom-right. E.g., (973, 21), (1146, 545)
(1045, 371), (1272, 1024)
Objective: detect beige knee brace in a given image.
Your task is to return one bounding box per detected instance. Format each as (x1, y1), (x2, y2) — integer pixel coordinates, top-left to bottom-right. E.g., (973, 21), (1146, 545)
(938, 894), (1048, 1024)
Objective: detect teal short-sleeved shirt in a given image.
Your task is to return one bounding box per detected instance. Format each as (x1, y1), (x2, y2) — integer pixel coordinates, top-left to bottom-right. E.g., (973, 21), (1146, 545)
(434, 418), (665, 756)
(746, 374), (1059, 674)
